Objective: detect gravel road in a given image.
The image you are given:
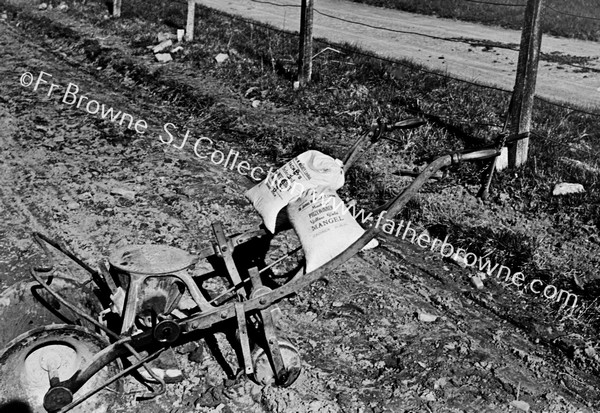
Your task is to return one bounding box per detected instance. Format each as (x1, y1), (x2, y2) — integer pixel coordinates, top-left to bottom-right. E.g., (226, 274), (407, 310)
(198, 0), (600, 110)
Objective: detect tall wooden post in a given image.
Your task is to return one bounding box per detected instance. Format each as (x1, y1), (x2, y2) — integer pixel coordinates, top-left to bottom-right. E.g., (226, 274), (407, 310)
(297, 0), (314, 87)
(186, 0), (196, 42)
(112, 0), (121, 17)
(508, 0), (544, 168)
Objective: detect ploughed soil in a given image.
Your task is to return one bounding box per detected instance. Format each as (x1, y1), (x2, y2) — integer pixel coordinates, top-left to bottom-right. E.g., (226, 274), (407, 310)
(0, 2), (599, 413)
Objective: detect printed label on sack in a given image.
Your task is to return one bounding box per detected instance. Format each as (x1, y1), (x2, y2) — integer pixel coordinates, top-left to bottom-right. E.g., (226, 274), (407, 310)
(265, 158), (312, 199)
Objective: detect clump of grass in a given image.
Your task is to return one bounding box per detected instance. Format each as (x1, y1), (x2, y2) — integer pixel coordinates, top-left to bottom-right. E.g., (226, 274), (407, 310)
(397, 198), (426, 222)
(343, 166), (386, 200)
(541, 51), (596, 67)
(161, 4), (187, 28)
(425, 220), (540, 272)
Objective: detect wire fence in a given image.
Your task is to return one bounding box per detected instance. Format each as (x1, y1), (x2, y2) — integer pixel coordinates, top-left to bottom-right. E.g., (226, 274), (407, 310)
(461, 0), (525, 6)
(250, 0), (600, 67)
(312, 8), (518, 48)
(545, 4), (600, 21)
(199, 0), (600, 162)
(246, 0), (600, 120)
(142, 0), (600, 161)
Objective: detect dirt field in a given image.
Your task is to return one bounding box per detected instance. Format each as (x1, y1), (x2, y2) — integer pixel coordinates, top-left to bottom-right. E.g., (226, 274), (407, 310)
(0, 1), (600, 412)
(198, 0), (600, 111)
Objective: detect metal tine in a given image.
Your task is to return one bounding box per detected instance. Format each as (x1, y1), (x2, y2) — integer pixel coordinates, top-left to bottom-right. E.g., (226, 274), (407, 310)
(247, 267), (289, 385)
(206, 247), (302, 306)
(29, 266), (166, 400)
(235, 302), (254, 376)
(212, 222), (247, 300)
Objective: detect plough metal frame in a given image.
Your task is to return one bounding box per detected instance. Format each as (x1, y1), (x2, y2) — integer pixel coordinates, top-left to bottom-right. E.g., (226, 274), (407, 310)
(8, 117), (523, 412)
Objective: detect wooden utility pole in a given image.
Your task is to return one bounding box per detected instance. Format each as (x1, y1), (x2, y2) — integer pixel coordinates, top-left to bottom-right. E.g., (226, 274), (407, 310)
(186, 0), (196, 42)
(508, 0), (544, 167)
(112, 0), (121, 17)
(297, 0), (314, 87)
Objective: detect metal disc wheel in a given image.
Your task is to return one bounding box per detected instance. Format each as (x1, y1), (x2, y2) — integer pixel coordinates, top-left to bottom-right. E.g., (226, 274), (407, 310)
(251, 338), (302, 386)
(0, 324), (120, 413)
(0, 278), (103, 349)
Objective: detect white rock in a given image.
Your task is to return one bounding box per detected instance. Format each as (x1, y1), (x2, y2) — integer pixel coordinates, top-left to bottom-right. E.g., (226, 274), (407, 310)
(584, 346), (597, 358)
(510, 400), (530, 412)
(495, 146), (509, 171)
(450, 252), (467, 268)
(152, 39), (173, 54)
(170, 46), (184, 54)
(244, 86), (259, 97)
(165, 368), (183, 378)
(1, 11), (8, 20)
(251, 99), (260, 108)
(157, 32), (174, 43)
(470, 275), (484, 289)
(552, 182), (585, 196)
(150, 368), (165, 379)
(362, 238), (379, 250)
(433, 377), (447, 389)
(38, 2), (48, 10)
(214, 53), (229, 63)
(57, 2), (68, 11)
(418, 312), (438, 323)
(155, 53), (172, 63)
(177, 29), (185, 42)
(110, 187), (137, 200)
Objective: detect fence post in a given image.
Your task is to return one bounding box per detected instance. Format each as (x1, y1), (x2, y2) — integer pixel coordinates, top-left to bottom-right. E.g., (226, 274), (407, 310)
(186, 0), (196, 42)
(112, 0), (121, 17)
(507, 0), (544, 168)
(297, 0), (314, 87)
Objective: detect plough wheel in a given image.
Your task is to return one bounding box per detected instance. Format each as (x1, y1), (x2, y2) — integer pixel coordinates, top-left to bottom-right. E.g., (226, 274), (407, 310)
(251, 338), (302, 387)
(0, 324), (119, 413)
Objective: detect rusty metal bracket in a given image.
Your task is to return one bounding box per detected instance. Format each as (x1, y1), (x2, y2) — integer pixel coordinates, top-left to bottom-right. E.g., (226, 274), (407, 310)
(32, 232), (109, 295)
(212, 222), (247, 300)
(97, 259), (118, 295)
(258, 306), (288, 385)
(235, 302), (254, 376)
(248, 268), (288, 385)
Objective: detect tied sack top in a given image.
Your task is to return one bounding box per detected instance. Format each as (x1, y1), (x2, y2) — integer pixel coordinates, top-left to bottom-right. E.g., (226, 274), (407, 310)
(245, 150), (344, 233)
